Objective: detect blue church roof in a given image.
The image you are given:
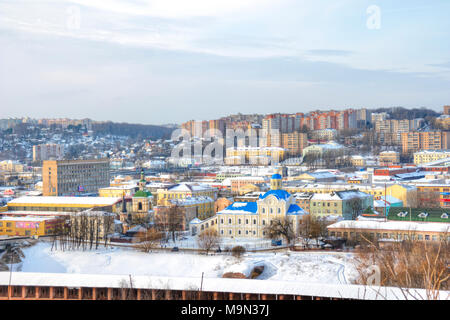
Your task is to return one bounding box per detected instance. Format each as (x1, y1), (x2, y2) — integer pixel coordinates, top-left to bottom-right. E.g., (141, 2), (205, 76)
(219, 202), (258, 214)
(271, 174), (282, 179)
(259, 189), (291, 201)
(287, 204), (307, 215)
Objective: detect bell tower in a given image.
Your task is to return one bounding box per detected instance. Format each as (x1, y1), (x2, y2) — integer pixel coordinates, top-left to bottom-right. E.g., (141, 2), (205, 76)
(270, 168), (282, 190)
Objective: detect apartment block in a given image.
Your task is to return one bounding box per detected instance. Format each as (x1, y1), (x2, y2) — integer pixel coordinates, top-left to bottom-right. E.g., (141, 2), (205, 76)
(33, 144), (64, 162)
(42, 159), (110, 196)
(401, 131), (450, 154)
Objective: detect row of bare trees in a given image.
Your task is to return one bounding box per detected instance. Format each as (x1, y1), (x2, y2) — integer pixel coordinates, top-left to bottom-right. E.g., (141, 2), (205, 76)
(51, 211), (115, 251)
(353, 235), (449, 299)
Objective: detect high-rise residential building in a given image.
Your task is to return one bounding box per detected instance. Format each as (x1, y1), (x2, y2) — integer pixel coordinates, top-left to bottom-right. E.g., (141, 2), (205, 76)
(444, 105), (450, 115)
(401, 131), (450, 154)
(43, 159), (110, 196)
(371, 112), (388, 123)
(375, 119), (424, 145)
(281, 132), (308, 156)
(33, 144), (64, 162)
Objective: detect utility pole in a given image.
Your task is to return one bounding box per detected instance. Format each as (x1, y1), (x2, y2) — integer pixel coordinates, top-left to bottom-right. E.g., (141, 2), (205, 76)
(384, 183), (387, 222)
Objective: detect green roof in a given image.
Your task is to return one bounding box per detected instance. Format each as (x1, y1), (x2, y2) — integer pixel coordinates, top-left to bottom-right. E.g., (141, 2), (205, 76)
(133, 190), (152, 198)
(388, 207), (449, 223)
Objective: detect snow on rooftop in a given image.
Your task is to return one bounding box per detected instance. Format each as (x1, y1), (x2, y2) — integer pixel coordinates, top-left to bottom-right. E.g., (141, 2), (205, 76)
(328, 220), (450, 233)
(0, 272), (446, 300)
(0, 216), (59, 222)
(8, 196), (121, 206)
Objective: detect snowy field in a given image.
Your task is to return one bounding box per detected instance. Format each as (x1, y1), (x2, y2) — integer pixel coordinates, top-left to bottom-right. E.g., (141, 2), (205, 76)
(9, 241), (359, 284)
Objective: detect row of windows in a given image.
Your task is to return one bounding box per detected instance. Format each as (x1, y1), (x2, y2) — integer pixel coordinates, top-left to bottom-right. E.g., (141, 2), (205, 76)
(220, 229), (265, 236)
(313, 202), (338, 207)
(0, 222), (12, 227)
(220, 218), (266, 225)
(331, 231), (448, 241)
(261, 208), (282, 214)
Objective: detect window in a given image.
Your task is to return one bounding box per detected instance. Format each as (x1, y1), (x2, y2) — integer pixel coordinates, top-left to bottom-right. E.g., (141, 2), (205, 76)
(262, 208), (266, 213)
(228, 218), (232, 224)
(238, 219), (241, 224)
(278, 208), (281, 213)
(425, 235), (430, 240)
(246, 219), (248, 224)
(253, 219), (256, 224)
(262, 220), (265, 225)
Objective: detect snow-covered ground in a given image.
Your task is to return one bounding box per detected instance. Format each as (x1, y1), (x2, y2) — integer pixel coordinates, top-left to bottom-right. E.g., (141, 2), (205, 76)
(9, 241), (359, 284)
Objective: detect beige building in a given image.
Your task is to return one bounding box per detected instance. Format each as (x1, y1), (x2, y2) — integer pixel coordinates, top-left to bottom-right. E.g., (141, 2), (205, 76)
(225, 147), (286, 165)
(0, 160), (24, 173)
(43, 159), (110, 196)
(379, 151), (400, 166)
(327, 219), (450, 242)
(229, 176), (268, 194)
(413, 150), (450, 165)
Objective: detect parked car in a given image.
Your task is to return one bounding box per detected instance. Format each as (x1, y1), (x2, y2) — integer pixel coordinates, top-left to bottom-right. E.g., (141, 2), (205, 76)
(171, 247), (179, 252)
(271, 239), (282, 246)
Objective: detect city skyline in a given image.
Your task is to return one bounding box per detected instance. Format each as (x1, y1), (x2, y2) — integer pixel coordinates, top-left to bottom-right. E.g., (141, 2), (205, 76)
(1, 1), (450, 124)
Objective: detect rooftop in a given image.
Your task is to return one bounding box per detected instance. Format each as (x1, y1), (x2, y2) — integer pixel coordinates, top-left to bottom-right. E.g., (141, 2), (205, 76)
(8, 196), (121, 206)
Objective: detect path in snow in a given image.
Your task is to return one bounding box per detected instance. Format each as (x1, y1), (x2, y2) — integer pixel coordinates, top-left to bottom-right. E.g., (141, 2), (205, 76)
(14, 242), (358, 284)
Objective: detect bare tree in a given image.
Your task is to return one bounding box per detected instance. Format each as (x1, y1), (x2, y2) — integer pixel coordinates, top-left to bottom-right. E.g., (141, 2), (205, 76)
(197, 229), (221, 254)
(134, 229), (163, 253)
(418, 191), (441, 208)
(155, 205), (184, 242)
(348, 197), (363, 220)
(263, 217), (295, 246)
(298, 215), (328, 248)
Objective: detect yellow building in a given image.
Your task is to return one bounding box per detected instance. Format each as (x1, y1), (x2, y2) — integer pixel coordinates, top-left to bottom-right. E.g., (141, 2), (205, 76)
(156, 183), (217, 206)
(190, 174), (306, 239)
(309, 190), (373, 220)
(385, 184), (417, 208)
(169, 196), (215, 220)
(0, 216), (65, 237)
(350, 156), (366, 167)
(7, 196), (122, 213)
(99, 186), (137, 197)
(413, 150), (450, 165)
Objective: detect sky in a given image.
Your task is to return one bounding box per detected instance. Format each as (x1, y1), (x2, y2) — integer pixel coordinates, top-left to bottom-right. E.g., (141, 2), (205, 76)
(0, 0), (450, 125)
